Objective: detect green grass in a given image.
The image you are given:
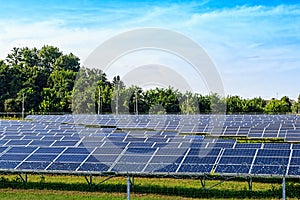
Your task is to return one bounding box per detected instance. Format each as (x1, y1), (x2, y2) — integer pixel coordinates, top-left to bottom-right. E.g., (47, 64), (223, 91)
(0, 174), (300, 199)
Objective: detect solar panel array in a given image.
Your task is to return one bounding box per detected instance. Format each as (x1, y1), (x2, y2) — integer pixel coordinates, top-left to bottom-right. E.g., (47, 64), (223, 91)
(27, 114), (300, 141)
(0, 114), (299, 177)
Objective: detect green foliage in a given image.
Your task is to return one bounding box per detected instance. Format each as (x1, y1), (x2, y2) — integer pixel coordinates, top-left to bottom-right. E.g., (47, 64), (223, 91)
(0, 175), (299, 199)
(0, 46), (80, 114)
(0, 46), (298, 114)
(264, 97), (292, 114)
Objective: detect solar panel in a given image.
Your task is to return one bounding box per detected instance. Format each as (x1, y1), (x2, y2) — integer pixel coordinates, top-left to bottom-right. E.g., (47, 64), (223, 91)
(0, 115), (299, 177)
(17, 161), (50, 170)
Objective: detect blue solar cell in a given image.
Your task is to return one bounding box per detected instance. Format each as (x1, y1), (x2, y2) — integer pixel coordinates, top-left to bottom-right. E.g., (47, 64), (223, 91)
(0, 161), (20, 169)
(100, 142), (126, 148)
(207, 142), (235, 148)
(234, 143), (262, 149)
(52, 141), (78, 147)
(112, 163), (147, 172)
(78, 163), (109, 172)
(126, 147), (156, 154)
(76, 140), (97, 147)
(87, 155), (118, 163)
(263, 143), (291, 149)
(28, 140), (54, 146)
(256, 156), (289, 165)
(56, 154), (88, 162)
(64, 147), (92, 154)
(0, 147), (8, 153)
(6, 147), (37, 154)
(188, 148), (221, 156)
(17, 162), (50, 170)
(263, 133), (278, 138)
(128, 142), (154, 148)
(178, 164), (213, 173)
(292, 144), (300, 149)
(107, 136), (125, 141)
(218, 157), (253, 165)
(124, 137), (146, 142)
(93, 147), (124, 154)
(292, 150), (300, 157)
(155, 148), (187, 156)
(150, 156), (184, 164)
(215, 164), (250, 174)
(290, 157), (300, 165)
(109, 132), (127, 137)
(248, 133), (263, 137)
(6, 140), (32, 146)
(145, 163), (180, 173)
(22, 135), (43, 140)
(35, 147), (65, 154)
(119, 155), (151, 163)
(256, 149), (291, 157)
(61, 136), (80, 141)
(214, 139), (236, 143)
(0, 140), (9, 146)
(26, 154), (58, 162)
(0, 154), (29, 161)
(251, 165), (286, 175)
(47, 162), (80, 171)
(3, 136), (23, 140)
(181, 142), (206, 148)
(146, 137), (168, 143)
(183, 156), (217, 164)
(42, 136), (63, 141)
(287, 166), (300, 176)
(153, 142), (179, 148)
(222, 148), (256, 157)
(161, 131), (178, 136)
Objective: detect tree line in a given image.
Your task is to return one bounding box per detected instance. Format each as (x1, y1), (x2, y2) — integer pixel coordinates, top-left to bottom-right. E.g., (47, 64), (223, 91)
(0, 46), (299, 115)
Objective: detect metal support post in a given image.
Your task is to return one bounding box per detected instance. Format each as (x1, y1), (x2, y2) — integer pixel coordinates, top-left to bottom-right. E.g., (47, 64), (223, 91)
(131, 176), (134, 190)
(127, 176), (131, 200)
(22, 93), (25, 119)
(282, 176), (286, 200)
(248, 177), (252, 192)
(19, 173), (27, 184)
(84, 174), (93, 187)
(116, 84), (119, 115)
(200, 177), (206, 189)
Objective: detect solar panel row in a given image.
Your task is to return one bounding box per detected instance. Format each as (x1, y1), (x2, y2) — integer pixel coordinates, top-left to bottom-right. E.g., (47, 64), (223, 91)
(25, 114), (300, 141)
(1, 115), (300, 177)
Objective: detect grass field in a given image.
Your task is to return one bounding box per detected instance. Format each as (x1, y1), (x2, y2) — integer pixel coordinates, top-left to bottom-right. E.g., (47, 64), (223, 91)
(0, 174), (300, 199)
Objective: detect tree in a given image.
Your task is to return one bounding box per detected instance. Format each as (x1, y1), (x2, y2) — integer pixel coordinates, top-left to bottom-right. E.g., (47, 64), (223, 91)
(281, 96), (292, 112)
(292, 102), (299, 114)
(40, 69), (77, 113)
(180, 91), (199, 114)
(19, 47), (39, 67)
(4, 98), (20, 112)
(53, 53), (80, 72)
(72, 68), (106, 114)
(5, 47), (22, 66)
(264, 97), (291, 114)
(210, 93), (226, 114)
(291, 95), (300, 114)
(38, 45), (62, 69)
(96, 76), (112, 114)
(226, 95), (244, 114)
(144, 87), (181, 114)
(243, 97), (266, 113)
(198, 94), (211, 114)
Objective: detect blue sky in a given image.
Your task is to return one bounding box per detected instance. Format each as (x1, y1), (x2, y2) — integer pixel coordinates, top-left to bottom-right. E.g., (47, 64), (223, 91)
(0, 0), (299, 99)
